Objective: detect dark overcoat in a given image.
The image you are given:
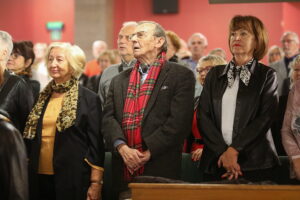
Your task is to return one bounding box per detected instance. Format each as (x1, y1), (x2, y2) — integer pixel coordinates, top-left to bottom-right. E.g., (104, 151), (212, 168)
(27, 85), (104, 200)
(102, 61), (195, 195)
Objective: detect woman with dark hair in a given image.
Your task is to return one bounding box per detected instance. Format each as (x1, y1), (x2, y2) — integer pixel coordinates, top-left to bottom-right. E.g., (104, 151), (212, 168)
(0, 110), (28, 200)
(24, 42), (104, 200)
(0, 31), (34, 133)
(7, 41), (40, 100)
(198, 15), (279, 182)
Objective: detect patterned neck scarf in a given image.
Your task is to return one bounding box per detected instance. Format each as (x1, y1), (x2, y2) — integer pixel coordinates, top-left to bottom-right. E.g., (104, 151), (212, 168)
(227, 58), (254, 88)
(122, 52), (166, 181)
(24, 77), (78, 139)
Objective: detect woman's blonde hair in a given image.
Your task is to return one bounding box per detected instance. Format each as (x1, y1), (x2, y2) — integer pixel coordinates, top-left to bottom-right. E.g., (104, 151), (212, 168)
(45, 42), (86, 78)
(196, 55), (227, 83)
(289, 54), (300, 87)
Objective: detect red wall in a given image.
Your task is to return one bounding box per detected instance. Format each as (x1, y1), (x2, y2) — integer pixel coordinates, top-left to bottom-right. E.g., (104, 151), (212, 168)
(0, 0), (74, 43)
(113, 0), (300, 63)
(283, 2), (300, 35)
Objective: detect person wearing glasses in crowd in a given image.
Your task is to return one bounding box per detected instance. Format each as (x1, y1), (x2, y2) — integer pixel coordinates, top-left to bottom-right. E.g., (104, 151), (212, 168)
(0, 31), (34, 133)
(198, 15), (279, 182)
(184, 55), (227, 162)
(7, 41), (40, 100)
(102, 21), (195, 199)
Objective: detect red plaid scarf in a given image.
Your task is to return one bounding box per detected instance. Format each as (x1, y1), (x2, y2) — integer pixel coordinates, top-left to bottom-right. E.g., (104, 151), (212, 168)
(122, 52), (166, 181)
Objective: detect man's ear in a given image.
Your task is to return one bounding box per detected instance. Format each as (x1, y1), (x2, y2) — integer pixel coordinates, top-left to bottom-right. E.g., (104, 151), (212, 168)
(25, 59), (32, 68)
(155, 37), (165, 49)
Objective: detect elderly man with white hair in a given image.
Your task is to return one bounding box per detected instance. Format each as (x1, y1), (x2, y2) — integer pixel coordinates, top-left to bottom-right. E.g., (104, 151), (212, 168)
(270, 31), (299, 97)
(182, 32), (208, 74)
(102, 21), (195, 200)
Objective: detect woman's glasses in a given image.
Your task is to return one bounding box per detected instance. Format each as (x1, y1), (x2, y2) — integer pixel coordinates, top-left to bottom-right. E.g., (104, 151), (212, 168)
(10, 52), (22, 59)
(196, 65), (213, 74)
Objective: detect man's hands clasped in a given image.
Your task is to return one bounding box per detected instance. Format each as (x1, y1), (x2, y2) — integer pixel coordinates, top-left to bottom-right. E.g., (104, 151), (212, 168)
(118, 144), (151, 174)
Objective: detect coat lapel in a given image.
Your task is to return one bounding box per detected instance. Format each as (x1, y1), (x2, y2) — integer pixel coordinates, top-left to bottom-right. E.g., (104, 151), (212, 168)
(121, 70), (131, 103)
(143, 62), (170, 121)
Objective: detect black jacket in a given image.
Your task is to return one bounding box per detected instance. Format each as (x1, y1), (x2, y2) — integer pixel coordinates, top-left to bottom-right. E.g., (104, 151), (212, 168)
(198, 61), (279, 174)
(0, 70), (34, 133)
(27, 85), (104, 200)
(20, 75), (40, 101)
(0, 119), (28, 200)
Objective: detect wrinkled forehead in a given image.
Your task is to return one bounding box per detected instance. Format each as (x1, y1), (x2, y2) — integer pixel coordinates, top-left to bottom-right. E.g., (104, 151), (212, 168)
(135, 23), (156, 34)
(119, 25), (136, 36)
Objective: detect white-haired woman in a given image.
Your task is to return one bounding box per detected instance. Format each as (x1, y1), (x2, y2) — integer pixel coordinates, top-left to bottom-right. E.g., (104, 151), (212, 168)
(24, 42), (105, 200)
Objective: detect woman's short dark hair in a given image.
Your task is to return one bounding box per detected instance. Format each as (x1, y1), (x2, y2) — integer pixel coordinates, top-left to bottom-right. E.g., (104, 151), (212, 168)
(12, 41), (35, 76)
(228, 15), (268, 61)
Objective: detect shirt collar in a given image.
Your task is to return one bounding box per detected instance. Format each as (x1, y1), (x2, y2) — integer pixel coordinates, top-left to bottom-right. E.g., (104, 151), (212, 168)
(219, 58), (256, 78)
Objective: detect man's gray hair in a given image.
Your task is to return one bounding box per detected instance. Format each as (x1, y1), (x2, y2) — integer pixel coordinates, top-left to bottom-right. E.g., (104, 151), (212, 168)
(138, 21), (168, 53)
(122, 21), (138, 27)
(0, 31), (13, 61)
(188, 33), (208, 47)
(281, 31), (299, 44)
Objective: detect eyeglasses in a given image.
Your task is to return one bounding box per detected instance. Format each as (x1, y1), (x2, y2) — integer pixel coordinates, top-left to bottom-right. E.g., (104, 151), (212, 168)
(281, 39), (296, 44)
(196, 66), (213, 74)
(10, 52), (22, 59)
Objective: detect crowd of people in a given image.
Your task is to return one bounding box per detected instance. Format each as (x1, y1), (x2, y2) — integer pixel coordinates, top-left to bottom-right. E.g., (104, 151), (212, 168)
(0, 14), (300, 200)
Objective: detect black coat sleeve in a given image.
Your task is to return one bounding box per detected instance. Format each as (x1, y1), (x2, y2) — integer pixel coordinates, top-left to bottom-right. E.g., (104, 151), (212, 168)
(85, 92), (105, 167)
(102, 77), (126, 151)
(16, 79), (34, 133)
(198, 68), (228, 157)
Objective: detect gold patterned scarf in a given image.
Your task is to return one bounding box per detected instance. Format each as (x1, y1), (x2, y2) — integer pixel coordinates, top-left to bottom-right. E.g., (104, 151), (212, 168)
(23, 77), (78, 139)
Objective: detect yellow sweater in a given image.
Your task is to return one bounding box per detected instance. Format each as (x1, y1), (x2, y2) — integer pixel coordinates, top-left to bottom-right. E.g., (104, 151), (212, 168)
(38, 95), (63, 175)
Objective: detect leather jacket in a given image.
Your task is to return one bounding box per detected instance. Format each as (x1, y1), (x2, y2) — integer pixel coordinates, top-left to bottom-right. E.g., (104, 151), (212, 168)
(0, 119), (28, 200)
(0, 70), (34, 133)
(198, 61), (280, 174)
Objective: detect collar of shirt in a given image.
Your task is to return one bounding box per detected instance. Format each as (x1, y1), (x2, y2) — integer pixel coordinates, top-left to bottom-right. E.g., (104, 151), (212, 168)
(121, 59), (137, 68)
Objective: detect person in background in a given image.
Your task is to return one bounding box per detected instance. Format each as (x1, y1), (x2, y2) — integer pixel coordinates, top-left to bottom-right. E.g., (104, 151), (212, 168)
(165, 30), (181, 63)
(98, 21), (137, 105)
(112, 49), (121, 64)
(271, 32), (300, 156)
(270, 32), (299, 97)
(268, 45), (284, 65)
(32, 43), (51, 91)
(7, 41), (40, 100)
(177, 38), (191, 60)
(209, 48), (227, 61)
(84, 40), (108, 77)
(102, 21), (195, 200)
(0, 31), (34, 133)
(87, 50), (118, 93)
(182, 32), (208, 74)
(289, 55), (300, 86)
(184, 55), (227, 162)
(0, 110), (28, 200)
(24, 42), (105, 200)
(198, 15), (279, 182)
(281, 79), (300, 184)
